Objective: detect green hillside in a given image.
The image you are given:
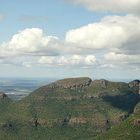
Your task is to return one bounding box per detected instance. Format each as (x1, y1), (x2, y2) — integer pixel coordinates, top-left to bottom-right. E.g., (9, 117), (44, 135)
(93, 99), (140, 140)
(93, 80), (140, 140)
(0, 78), (139, 140)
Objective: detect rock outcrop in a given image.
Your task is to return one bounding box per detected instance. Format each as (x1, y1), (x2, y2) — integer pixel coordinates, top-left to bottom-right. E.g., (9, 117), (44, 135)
(0, 92), (7, 99)
(134, 119), (140, 125)
(2, 123), (13, 129)
(30, 118), (39, 127)
(139, 83), (140, 94)
(91, 79), (108, 88)
(129, 80), (140, 94)
(48, 77), (92, 89)
(129, 80), (140, 88)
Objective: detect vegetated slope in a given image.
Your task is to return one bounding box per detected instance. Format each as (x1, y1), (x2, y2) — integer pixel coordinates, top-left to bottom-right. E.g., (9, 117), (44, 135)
(0, 78), (139, 140)
(0, 92), (14, 121)
(93, 101), (140, 140)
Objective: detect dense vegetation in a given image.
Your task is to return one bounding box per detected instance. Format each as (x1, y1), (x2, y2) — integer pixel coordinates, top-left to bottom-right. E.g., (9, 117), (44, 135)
(93, 101), (140, 140)
(0, 78), (139, 140)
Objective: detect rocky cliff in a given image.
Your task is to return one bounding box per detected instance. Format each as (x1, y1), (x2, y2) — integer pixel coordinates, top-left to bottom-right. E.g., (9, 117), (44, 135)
(0, 92), (7, 99)
(129, 80), (140, 94)
(48, 77), (92, 89)
(129, 79), (140, 88)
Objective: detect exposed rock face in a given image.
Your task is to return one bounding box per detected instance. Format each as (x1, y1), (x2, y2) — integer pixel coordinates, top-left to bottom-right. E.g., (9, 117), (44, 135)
(91, 79), (108, 88)
(30, 118), (39, 127)
(139, 83), (140, 94)
(129, 80), (140, 88)
(129, 80), (140, 94)
(69, 117), (87, 124)
(134, 119), (140, 125)
(48, 77), (92, 89)
(0, 92), (7, 99)
(2, 123), (13, 129)
(119, 114), (128, 121)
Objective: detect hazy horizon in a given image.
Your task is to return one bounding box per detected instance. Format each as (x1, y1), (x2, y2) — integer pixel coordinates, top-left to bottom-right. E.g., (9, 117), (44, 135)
(0, 76), (137, 83)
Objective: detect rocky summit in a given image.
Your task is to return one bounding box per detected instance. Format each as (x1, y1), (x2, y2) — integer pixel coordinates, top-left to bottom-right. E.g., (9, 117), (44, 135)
(48, 77), (92, 89)
(0, 77), (140, 140)
(0, 92), (7, 99)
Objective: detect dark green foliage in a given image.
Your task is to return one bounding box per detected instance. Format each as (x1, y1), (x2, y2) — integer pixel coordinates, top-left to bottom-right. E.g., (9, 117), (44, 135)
(102, 93), (140, 113)
(93, 101), (140, 140)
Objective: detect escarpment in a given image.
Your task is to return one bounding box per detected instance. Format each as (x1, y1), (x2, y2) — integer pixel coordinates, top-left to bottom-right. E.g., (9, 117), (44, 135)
(48, 77), (92, 89)
(129, 79), (140, 88)
(128, 80), (140, 94)
(0, 92), (7, 99)
(90, 79), (109, 88)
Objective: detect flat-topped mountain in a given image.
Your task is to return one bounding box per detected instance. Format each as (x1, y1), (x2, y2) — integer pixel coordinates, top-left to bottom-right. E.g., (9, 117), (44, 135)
(0, 77), (140, 140)
(48, 77), (92, 89)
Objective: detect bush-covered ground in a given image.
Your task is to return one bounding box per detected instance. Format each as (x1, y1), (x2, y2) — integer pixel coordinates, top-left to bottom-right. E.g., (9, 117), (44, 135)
(93, 101), (140, 140)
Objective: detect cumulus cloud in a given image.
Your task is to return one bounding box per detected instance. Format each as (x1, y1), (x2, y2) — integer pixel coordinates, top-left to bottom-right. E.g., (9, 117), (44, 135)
(0, 28), (60, 57)
(104, 52), (140, 64)
(0, 14), (140, 70)
(66, 14), (140, 70)
(0, 28), (97, 68)
(8, 28), (50, 52)
(100, 64), (115, 69)
(105, 52), (138, 61)
(38, 55), (96, 67)
(0, 28), (97, 58)
(65, 0), (140, 14)
(66, 15), (140, 55)
(101, 52), (140, 72)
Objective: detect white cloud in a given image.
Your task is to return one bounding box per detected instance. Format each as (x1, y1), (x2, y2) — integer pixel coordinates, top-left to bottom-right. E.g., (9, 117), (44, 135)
(66, 0), (140, 14)
(7, 28), (50, 52)
(0, 28), (92, 58)
(0, 14), (140, 70)
(22, 62), (32, 68)
(66, 15), (140, 54)
(0, 28), (60, 57)
(104, 52), (140, 64)
(38, 55), (96, 67)
(100, 64), (115, 69)
(102, 52), (140, 72)
(2, 15), (140, 60)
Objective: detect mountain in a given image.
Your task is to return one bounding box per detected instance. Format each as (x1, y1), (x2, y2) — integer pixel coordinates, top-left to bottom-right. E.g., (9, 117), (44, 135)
(0, 77), (139, 140)
(94, 80), (140, 140)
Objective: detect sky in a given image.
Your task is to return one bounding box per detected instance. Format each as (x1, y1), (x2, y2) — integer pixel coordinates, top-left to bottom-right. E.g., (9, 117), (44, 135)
(0, 0), (140, 81)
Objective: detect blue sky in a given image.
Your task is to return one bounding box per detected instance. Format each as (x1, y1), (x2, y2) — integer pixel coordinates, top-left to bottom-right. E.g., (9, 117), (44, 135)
(0, 0), (139, 81)
(0, 0), (108, 41)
